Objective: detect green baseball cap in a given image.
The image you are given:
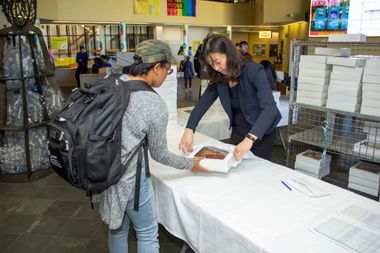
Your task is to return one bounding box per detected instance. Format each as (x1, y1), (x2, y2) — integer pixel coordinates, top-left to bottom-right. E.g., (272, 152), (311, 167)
(135, 40), (177, 64)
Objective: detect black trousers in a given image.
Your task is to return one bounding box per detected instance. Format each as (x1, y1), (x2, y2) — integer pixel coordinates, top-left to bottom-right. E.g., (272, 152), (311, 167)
(75, 66), (88, 87)
(230, 128), (276, 161)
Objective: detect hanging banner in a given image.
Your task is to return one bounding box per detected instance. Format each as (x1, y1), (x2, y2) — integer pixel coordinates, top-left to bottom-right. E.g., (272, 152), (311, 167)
(51, 36), (68, 51)
(167, 0), (196, 17)
(134, 0), (160, 15)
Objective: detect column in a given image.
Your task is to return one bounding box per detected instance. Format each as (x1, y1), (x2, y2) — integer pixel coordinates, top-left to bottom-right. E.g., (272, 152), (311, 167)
(226, 26), (232, 40)
(183, 24), (188, 55)
(98, 26), (106, 55)
(120, 23), (127, 52)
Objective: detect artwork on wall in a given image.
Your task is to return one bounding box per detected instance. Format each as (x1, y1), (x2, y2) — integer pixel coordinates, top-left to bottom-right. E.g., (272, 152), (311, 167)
(134, 0), (160, 15)
(269, 44), (278, 57)
(168, 0), (196, 16)
(253, 44), (266, 57)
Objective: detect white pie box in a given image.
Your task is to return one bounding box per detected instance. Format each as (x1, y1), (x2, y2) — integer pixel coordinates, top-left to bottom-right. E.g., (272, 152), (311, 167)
(299, 61), (332, 71)
(349, 161), (380, 183)
(300, 55), (328, 63)
(296, 96), (326, 106)
(329, 79), (362, 90)
(315, 47), (351, 57)
(328, 85), (361, 97)
(362, 90), (380, 101)
(327, 56), (366, 67)
(298, 83), (329, 93)
(349, 175), (380, 190)
(348, 182), (379, 196)
(326, 98), (361, 113)
(363, 82), (380, 93)
(297, 90), (327, 100)
(298, 76), (330, 85)
(295, 150), (331, 168)
(330, 71), (363, 82)
(362, 99), (380, 108)
(362, 74), (380, 84)
(353, 140), (380, 159)
(328, 33), (367, 42)
(298, 69), (331, 78)
(184, 144), (244, 173)
(361, 106), (380, 117)
(333, 65), (364, 75)
(364, 59), (380, 75)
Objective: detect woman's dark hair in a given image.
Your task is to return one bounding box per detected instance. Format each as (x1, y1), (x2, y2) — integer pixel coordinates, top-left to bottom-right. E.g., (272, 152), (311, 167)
(80, 46), (85, 50)
(260, 60), (277, 91)
(201, 34), (246, 83)
(127, 54), (169, 76)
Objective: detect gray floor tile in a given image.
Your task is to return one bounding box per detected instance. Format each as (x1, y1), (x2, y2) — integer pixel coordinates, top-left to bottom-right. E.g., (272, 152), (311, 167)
(0, 184), (19, 197)
(0, 213), (10, 223)
(3, 234), (52, 253)
(2, 184), (41, 199)
(91, 222), (108, 242)
(0, 214), (37, 234)
(12, 199), (54, 215)
(44, 236), (89, 253)
(57, 187), (87, 201)
(58, 218), (99, 239)
(45, 175), (70, 187)
(83, 240), (109, 253)
(0, 197), (28, 213)
(0, 233), (19, 252)
(35, 186), (66, 200)
(43, 200), (82, 217)
(72, 201), (100, 219)
(25, 216), (68, 236)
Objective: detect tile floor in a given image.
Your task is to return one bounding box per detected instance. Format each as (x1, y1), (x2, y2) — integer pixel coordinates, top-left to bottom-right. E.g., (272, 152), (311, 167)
(0, 77), (288, 253)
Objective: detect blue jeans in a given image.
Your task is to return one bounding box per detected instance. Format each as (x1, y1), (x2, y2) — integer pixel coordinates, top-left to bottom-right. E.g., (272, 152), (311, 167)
(108, 170), (159, 253)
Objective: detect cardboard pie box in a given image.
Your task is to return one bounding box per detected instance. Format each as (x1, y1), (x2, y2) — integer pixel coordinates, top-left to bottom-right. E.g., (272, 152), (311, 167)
(184, 144), (242, 173)
(349, 161), (380, 183)
(327, 56), (366, 67)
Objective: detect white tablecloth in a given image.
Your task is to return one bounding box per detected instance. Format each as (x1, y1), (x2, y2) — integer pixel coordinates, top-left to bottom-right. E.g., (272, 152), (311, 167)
(150, 123), (380, 253)
(177, 98), (289, 140)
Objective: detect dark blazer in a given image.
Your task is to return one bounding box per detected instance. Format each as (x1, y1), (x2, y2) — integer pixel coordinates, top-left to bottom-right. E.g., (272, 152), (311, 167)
(186, 61), (281, 140)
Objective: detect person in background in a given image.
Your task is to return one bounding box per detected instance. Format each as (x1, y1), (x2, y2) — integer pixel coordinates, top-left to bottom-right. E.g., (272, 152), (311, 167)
(47, 46), (56, 68)
(194, 43), (209, 98)
(177, 45), (184, 55)
(239, 41), (252, 60)
(92, 55), (112, 73)
(179, 34), (281, 161)
(75, 46), (89, 87)
(181, 55), (195, 93)
(99, 40), (210, 253)
(188, 46), (193, 56)
(260, 60), (278, 91)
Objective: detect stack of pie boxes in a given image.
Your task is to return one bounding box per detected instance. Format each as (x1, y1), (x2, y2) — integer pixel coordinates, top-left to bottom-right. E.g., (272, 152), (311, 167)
(361, 58), (380, 117)
(296, 55), (331, 107)
(326, 57), (366, 113)
(349, 161), (380, 197)
(295, 150), (331, 179)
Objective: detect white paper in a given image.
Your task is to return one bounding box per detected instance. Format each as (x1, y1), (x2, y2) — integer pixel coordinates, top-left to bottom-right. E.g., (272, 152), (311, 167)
(312, 217), (380, 253)
(286, 178), (330, 198)
(339, 205), (380, 231)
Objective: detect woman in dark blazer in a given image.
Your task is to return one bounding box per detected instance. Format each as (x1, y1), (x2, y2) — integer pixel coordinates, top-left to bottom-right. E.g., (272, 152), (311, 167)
(179, 34), (281, 160)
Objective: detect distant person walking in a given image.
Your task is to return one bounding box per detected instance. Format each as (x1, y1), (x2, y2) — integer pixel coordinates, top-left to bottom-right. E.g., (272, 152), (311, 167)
(75, 46), (89, 87)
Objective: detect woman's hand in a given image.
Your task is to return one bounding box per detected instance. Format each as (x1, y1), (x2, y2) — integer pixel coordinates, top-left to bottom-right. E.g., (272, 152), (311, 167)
(192, 157), (211, 173)
(233, 137), (254, 161)
(179, 128), (194, 154)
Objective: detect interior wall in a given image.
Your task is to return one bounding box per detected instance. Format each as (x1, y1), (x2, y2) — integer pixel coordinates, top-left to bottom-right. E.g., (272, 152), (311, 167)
(37, 0), (256, 26)
(279, 21), (309, 73)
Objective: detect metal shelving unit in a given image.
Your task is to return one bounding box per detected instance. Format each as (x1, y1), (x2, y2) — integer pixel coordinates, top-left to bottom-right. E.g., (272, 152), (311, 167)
(286, 40), (380, 199)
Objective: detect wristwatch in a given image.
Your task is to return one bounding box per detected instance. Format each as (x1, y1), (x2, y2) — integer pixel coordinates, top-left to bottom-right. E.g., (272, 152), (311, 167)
(246, 133), (257, 142)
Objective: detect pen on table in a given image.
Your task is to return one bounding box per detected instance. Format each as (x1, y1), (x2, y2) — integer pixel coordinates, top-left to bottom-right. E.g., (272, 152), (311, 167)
(281, 180), (292, 191)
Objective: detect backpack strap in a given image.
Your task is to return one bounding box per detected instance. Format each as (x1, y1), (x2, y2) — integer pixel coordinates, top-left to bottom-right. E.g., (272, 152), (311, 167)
(133, 137), (150, 211)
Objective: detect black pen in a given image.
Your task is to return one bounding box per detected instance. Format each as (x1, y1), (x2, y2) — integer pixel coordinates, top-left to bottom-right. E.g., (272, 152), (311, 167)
(281, 180), (292, 191)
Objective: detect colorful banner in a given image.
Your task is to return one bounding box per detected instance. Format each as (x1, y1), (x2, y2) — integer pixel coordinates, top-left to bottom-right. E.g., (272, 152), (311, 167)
(309, 0), (350, 37)
(134, 0), (160, 15)
(51, 36), (68, 51)
(167, 0), (196, 16)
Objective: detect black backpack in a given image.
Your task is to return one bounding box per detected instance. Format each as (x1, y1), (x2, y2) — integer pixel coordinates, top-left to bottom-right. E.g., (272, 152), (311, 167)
(47, 74), (154, 210)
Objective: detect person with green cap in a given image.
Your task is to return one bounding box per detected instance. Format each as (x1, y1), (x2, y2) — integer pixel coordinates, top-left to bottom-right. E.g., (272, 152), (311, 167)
(97, 39), (210, 253)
